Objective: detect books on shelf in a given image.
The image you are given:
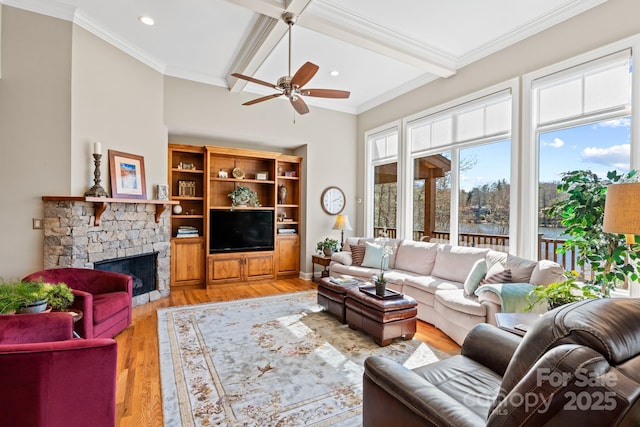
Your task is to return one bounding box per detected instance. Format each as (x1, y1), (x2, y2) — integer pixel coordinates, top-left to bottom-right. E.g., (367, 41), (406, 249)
(277, 228), (297, 234)
(176, 225), (199, 238)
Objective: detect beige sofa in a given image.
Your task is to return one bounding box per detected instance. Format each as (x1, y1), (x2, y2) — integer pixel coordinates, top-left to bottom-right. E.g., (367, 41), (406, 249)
(329, 237), (564, 345)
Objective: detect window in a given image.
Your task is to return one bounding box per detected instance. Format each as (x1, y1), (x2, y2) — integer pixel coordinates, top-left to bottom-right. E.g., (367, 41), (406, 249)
(532, 50), (632, 289)
(405, 88), (513, 249)
(367, 128), (399, 238)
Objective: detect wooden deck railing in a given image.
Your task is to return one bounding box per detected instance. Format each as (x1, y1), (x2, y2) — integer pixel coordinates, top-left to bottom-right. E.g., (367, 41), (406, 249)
(373, 227), (581, 273)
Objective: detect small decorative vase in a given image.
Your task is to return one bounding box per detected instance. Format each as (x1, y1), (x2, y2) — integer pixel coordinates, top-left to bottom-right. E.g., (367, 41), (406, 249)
(278, 184), (287, 204)
(374, 279), (386, 297)
(323, 247), (333, 256)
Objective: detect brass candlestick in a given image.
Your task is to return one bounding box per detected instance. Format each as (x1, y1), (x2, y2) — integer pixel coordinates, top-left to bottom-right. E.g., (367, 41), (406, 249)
(85, 153), (109, 197)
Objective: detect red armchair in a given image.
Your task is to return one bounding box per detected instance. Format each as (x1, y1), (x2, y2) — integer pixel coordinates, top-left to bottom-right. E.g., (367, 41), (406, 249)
(0, 312), (117, 427)
(24, 268), (132, 339)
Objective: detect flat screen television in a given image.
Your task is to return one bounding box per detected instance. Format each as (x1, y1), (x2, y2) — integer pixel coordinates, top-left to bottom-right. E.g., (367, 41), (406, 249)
(209, 210), (274, 253)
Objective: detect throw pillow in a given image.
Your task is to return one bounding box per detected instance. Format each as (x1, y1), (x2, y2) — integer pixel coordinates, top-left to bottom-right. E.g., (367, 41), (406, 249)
(463, 259), (487, 296)
(480, 262), (512, 285)
(349, 244), (366, 266)
(361, 241), (390, 270)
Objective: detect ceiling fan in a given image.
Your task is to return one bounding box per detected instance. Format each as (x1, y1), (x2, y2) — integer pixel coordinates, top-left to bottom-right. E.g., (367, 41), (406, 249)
(231, 12), (350, 115)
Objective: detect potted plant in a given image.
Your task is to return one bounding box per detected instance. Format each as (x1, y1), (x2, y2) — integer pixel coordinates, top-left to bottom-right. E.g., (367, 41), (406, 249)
(42, 283), (74, 311)
(545, 169), (640, 295)
(227, 185), (261, 207)
(372, 241), (395, 296)
(526, 270), (602, 311)
(0, 281), (48, 314)
(316, 238), (339, 256)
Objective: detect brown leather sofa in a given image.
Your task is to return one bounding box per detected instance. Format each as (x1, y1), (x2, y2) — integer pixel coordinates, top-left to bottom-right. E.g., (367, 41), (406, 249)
(363, 298), (640, 426)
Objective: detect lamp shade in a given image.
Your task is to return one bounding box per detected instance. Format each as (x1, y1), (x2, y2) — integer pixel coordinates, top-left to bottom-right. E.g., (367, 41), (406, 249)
(332, 214), (352, 231)
(603, 183), (640, 239)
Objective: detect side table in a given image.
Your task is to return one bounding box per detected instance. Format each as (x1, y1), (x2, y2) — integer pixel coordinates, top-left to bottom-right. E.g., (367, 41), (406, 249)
(311, 254), (332, 282)
(495, 312), (540, 337)
(63, 309), (84, 338)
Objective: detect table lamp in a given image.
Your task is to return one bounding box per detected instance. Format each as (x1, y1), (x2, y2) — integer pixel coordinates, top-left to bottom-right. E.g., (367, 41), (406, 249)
(603, 182), (640, 244)
(332, 214), (352, 249)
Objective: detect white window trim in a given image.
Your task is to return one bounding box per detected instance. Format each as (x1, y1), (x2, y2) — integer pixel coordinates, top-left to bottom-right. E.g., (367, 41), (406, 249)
(400, 79), (518, 247)
(521, 34), (640, 262)
(364, 122), (401, 237)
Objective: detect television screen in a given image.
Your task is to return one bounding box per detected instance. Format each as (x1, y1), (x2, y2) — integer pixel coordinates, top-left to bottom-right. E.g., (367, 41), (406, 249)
(209, 210), (274, 253)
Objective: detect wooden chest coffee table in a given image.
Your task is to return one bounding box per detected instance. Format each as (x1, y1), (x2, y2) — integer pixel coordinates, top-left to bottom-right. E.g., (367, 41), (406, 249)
(317, 276), (360, 323)
(345, 285), (417, 346)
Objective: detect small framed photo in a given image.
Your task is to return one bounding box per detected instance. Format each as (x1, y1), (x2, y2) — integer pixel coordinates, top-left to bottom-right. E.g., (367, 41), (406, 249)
(156, 184), (169, 200)
(178, 180), (196, 197)
(256, 171), (268, 180)
(178, 162), (196, 170)
(218, 169), (228, 178)
(284, 170), (297, 177)
(109, 150), (146, 199)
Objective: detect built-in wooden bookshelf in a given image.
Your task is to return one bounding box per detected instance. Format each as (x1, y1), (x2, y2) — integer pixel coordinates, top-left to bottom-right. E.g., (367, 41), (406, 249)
(168, 144), (302, 288)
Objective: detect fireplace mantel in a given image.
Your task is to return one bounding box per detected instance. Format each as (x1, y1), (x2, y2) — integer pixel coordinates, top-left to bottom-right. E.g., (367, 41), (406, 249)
(42, 196), (178, 226)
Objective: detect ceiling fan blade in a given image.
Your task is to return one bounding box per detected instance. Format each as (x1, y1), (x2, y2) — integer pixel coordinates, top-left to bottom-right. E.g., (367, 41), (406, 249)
(290, 96), (309, 115)
(243, 93), (282, 106)
(302, 89), (351, 99)
(291, 62), (319, 88)
(231, 73), (277, 90)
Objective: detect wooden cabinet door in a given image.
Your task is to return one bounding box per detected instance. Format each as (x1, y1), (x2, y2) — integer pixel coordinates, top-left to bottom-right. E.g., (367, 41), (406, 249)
(171, 237), (204, 286)
(245, 253), (274, 280)
(276, 235), (299, 276)
(208, 254), (244, 284)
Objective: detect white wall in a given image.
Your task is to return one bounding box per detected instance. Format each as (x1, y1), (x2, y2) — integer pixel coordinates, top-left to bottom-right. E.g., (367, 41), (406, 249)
(70, 26), (167, 196)
(356, 0), (640, 240)
(0, 6), (72, 278)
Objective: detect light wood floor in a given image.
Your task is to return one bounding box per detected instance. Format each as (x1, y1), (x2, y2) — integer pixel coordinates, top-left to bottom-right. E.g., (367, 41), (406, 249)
(114, 278), (460, 427)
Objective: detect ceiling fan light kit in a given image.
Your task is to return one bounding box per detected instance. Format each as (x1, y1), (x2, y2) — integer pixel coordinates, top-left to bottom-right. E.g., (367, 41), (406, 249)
(231, 12), (350, 115)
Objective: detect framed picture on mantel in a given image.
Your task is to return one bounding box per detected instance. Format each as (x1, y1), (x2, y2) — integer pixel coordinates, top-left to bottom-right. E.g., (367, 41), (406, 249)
(108, 150), (147, 199)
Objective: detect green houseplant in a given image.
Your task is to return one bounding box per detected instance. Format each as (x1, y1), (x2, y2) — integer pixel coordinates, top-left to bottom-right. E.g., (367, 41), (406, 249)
(526, 270), (601, 311)
(316, 238), (339, 256)
(0, 281), (48, 314)
(42, 283), (74, 311)
(227, 185), (261, 207)
(545, 169), (640, 295)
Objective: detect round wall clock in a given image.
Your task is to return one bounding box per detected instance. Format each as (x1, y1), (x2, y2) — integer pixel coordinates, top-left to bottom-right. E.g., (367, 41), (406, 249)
(321, 186), (346, 215)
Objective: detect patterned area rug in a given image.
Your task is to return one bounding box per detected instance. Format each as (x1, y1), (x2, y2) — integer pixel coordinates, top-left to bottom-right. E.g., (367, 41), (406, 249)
(158, 290), (448, 426)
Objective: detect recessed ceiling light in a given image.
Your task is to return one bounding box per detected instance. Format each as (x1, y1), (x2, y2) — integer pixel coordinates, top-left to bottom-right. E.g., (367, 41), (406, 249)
(330, 70), (340, 77)
(138, 16), (155, 26)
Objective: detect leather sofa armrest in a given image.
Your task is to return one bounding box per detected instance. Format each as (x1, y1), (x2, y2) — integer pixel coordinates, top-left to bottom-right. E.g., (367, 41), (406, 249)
(363, 356), (485, 427)
(461, 323), (521, 376)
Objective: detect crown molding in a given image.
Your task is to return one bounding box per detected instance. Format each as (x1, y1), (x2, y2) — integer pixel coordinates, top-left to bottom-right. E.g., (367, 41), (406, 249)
(1, 0), (74, 20)
(457, 0), (608, 68)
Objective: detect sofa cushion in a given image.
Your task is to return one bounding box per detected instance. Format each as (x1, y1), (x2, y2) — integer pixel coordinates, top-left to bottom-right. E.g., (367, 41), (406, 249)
(361, 241), (390, 270)
(504, 255), (538, 283)
(463, 259), (487, 296)
(343, 237), (360, 251)
(393, 240), (438, 275)
(530, 260), (565, 285)
(331, 251), (352, 266)
(481, 262), (512, 285)
(350, 244), (366, 266)
(92, 292), (129, 324)
(434, 289), (487, 317)
(430, 245), (490, 283)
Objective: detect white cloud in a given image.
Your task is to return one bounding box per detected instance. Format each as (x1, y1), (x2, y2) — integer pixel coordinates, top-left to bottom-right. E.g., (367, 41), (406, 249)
(542, 138), (564, 148)
(581, 144), (630, 169)
(594, 117), (631, 128)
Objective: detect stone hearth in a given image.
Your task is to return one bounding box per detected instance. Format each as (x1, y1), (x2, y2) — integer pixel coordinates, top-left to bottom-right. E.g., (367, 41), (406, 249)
(42, 200), (171, 306)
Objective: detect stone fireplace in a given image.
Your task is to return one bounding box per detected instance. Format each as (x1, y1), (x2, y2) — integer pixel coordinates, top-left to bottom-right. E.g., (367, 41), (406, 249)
(42, 198), (171, 306)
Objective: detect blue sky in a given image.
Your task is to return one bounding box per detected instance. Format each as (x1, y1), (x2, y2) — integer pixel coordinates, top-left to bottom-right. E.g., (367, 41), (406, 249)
(458, 117), (631, 191)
